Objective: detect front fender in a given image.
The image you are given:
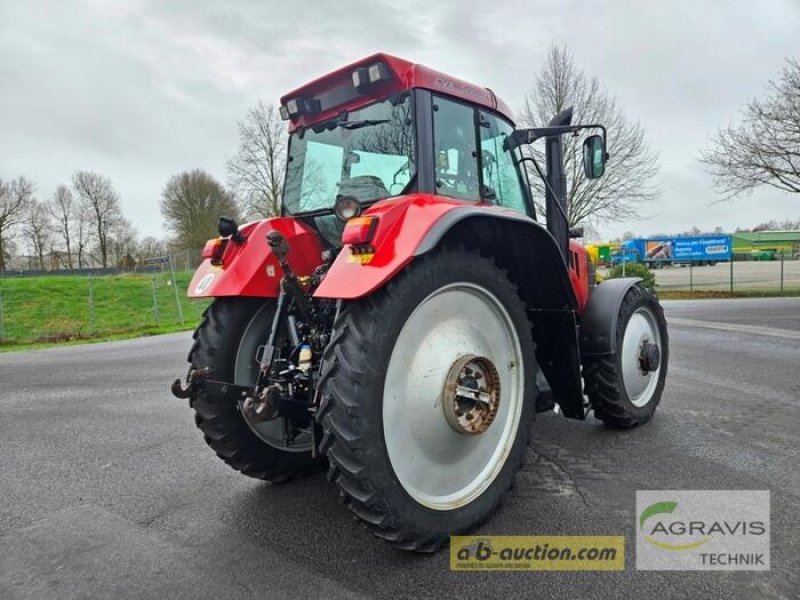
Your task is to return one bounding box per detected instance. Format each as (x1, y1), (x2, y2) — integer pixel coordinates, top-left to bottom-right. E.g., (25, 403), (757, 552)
(578, 277), (642, 355)
(188, 217), (324, 298)
(313, 194), (525, 299)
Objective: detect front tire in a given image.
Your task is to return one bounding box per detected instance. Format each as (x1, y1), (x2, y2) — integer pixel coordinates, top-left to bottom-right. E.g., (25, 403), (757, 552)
(317, 249), (537, 551)
(583, 283), (668, 428)
(188, 298), (322, 482)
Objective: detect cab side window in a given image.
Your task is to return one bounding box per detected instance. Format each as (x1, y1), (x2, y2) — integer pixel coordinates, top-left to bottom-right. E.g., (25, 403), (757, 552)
(432, 96), (480, 201)
(479, 111), (528, 215)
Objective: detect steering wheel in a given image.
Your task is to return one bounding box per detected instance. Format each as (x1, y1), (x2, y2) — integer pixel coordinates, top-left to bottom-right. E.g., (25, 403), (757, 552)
(437, 172), (463, 188)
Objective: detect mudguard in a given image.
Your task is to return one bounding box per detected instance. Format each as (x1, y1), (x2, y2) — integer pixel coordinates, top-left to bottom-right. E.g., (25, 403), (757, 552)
(313, 194), (464, 299)
(188, 217), (324, 298)
(312, 193), (591, 420)
(578, 277), (642, 355)
(313, 194), (569, 300)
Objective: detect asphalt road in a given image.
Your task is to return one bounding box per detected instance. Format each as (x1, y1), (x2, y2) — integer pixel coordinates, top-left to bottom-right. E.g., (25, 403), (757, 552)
(1, 297), (799, 599)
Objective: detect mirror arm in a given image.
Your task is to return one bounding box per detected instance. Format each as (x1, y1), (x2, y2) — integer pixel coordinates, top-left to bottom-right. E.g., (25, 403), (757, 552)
(506, 124), (609, 161)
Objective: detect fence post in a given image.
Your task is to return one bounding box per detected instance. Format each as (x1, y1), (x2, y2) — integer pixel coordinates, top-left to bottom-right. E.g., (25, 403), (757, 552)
(622, 252), (626, 277)
(780, 250), (785, 296)
(169, 255), (185, 325)
(689, 262), (693, 293)
(0, 287), (5, 342)
(151, 274), (160, 325)
(88, 274), (96, 333)
(730, 256), (734, 294)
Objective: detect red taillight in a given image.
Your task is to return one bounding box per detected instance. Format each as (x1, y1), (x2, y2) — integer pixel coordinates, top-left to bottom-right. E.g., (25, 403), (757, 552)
(201, 238), (226, 265)
(342, 216), (379, 246)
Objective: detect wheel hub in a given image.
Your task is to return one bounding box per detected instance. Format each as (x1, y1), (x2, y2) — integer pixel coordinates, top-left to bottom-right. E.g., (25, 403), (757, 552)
(638, 341), (660, 373)
(442, 355), (501, 435)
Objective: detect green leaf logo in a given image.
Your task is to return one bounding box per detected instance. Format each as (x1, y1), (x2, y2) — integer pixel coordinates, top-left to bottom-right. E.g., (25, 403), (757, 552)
(639, 500), (709, 551)
(640, 501), (678, 529)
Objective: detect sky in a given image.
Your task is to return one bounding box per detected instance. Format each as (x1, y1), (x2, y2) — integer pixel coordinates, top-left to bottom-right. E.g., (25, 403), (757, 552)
(1, 0), (798, 242)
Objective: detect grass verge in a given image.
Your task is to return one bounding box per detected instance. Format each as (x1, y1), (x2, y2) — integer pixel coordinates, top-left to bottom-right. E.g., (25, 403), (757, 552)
(1, 272), (796, 352)
(0, 271), (210, 352)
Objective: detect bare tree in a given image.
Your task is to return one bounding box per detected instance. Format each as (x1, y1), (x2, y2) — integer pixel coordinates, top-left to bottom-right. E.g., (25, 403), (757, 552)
(49, 185), (75, 268)
(24, 198), (53, 270)
(72, 171), (123, 268)
(108, 218), (138, 268)
(161, 169), (240, 256)
(138, 236), (168, 260)
(2, 238), (18, 270)
(74, 201), (93, 269)
(779, 218), (800, 230)
(754, 220), (776, 232)
(0, 176), (34, 271)
(227, 101), (286, 218)
(701, 59), (800, 199)
(520, 45), (660, 226)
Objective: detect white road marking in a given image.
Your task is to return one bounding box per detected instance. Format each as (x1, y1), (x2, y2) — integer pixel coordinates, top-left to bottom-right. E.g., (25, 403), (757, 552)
(668, 317), (800, 340)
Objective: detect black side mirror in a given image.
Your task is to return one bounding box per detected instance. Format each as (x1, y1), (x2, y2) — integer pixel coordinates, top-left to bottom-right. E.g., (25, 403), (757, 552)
(583, 135), (606, 179)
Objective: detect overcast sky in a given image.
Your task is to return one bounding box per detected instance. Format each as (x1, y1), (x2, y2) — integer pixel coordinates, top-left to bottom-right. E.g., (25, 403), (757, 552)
(1, 0), (798, 241)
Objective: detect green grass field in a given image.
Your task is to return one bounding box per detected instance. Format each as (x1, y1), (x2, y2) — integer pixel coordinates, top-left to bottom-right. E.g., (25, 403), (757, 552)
(0, 271), (210, 350)
(1, 270), (796, 352)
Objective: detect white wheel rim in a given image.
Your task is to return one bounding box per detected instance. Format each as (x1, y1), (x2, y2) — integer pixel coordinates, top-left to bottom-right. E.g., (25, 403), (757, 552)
(382, 283), (525, 511)
(234, 304), (313, 452)
(620, 307), (662, 408)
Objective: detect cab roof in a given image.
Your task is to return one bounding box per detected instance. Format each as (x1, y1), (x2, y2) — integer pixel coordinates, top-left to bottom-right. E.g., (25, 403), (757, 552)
(279, 52), (515, 130)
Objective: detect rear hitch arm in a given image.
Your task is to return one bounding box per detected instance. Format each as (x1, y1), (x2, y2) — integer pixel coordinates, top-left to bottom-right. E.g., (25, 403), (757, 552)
(170, 367), (254, 404)
(170, 367), (210, 399)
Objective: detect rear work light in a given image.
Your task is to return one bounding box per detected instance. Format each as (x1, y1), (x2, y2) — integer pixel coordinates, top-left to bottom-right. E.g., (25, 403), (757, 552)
(342, 216), (379, 247)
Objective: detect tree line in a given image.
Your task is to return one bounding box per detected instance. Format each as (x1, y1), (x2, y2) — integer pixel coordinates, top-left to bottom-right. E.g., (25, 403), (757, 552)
(614, 219), (800, 243)
(0, 172), (136, 271)
(0, 100), (281, 272)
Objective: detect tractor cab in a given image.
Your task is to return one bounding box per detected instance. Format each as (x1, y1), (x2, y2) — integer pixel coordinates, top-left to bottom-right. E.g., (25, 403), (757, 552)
(278, 54), (531, 245)
(277, 53), (604, 253)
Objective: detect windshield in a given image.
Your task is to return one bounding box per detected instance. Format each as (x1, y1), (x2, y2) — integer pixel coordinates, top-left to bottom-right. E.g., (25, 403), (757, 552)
(283, 94), (415, 215)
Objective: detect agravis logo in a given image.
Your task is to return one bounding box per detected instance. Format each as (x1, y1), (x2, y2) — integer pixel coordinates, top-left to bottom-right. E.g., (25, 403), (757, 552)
(636, 491), (770, 570)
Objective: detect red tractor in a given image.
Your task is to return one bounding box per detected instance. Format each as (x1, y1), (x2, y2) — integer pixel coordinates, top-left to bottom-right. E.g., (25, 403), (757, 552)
(172, 54), (668, 552)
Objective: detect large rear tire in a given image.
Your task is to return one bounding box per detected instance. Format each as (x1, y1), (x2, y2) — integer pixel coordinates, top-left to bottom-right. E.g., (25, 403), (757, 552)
(188, 298), (322, 482)
(583, 283), (668, 428)
(317, 248), (537, 551)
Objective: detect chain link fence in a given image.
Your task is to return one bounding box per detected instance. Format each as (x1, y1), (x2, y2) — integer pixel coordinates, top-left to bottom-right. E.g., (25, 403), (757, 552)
(601, 252), (800, 294)
(0, 265), (208, 346)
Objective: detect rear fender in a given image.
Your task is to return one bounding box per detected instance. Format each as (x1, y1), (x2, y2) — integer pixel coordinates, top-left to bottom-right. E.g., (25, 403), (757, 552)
(315, 195), (588, 419)
(313, 194), (465, 299)
(578, 277), (643, 355)
(188, 217), (324, 298)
